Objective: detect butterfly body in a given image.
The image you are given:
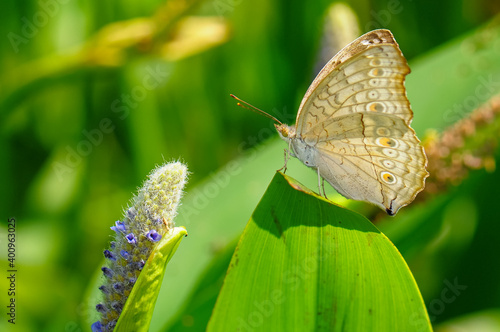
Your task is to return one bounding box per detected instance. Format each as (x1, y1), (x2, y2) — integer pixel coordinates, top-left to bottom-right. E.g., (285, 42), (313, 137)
(275, 29), (428, 215)
(276, 124), (318, 167)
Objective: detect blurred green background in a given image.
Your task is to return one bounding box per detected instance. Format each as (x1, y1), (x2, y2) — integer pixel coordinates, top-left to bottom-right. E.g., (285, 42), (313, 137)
(2, 0), (500, 331)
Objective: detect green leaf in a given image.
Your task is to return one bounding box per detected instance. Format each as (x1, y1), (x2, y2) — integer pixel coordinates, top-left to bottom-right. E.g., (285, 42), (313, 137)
(208, 172), (431, 331)
(115, 226), (188, 332)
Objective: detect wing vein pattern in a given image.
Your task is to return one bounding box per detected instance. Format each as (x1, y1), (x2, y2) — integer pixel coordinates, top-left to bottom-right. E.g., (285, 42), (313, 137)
(291, 29), (428, 215)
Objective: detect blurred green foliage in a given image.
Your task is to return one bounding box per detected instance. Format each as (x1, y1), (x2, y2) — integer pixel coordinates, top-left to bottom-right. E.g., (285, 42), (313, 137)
(1, 0), (500, 331)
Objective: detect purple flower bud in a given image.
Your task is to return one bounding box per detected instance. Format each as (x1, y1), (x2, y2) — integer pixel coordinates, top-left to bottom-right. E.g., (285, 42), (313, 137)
(98, 285), (109, 294)
(91, 321), (103, 332)
(126, 233), (137, 244)
(93, 162), (188, 332)
(111, 301), (123, 311)
(137, 259), (145, 271)
(120, 250), (130, 260)
(107, 320), (117, 331)
(103, 250), (116, 261)
(146, 229), (162, 242)
(110, 220), (126, 233)
(101, 267), (113, 278)
(96, 303), (106, 313)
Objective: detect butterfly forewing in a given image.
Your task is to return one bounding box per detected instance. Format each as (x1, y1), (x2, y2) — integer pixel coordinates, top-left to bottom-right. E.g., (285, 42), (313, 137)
(290, 29), (428, 215)
(297, 41), (412, 134)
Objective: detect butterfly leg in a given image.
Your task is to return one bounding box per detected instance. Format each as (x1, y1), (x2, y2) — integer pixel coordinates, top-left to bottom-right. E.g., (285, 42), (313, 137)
(277, 141), (292, 173)
(317, 168), (327, 198)
(277, 149), (289, 173)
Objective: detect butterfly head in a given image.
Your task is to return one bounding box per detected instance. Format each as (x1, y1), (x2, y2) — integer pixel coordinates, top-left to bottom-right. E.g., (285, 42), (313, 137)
(275, 124), (296, 142)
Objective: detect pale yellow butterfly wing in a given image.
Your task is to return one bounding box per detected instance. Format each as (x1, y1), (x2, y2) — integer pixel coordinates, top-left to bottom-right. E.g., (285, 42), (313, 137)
(293, 29), (428, 215)
(296, 29), (412, 132)
(303, 113), (426, 214)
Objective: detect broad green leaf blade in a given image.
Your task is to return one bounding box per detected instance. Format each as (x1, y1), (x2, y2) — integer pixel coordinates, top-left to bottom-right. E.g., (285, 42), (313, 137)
(115, 227), (188, 332)
(208, 172), (431, 331)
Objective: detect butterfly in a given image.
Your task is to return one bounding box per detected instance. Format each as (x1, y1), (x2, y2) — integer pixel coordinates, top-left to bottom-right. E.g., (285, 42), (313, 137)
(233, 29), (428, 215)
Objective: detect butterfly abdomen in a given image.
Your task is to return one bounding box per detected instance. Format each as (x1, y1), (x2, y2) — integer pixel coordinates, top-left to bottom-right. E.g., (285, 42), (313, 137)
(290, 138), (319, 168)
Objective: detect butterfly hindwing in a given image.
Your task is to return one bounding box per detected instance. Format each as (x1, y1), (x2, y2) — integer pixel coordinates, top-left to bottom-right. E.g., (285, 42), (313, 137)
(307, 113), (427, 214)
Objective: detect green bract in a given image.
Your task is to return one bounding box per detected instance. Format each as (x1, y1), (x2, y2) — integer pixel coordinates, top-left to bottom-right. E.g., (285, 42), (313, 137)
(115, 227), (188, 332)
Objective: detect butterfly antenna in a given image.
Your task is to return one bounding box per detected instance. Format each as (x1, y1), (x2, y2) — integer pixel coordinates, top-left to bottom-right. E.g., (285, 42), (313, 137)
(230, 94), (283, 125)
